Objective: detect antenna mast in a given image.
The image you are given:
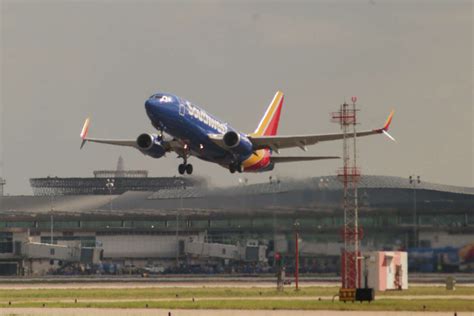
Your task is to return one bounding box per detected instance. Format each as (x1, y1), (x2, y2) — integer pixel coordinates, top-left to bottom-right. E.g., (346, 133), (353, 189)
(331, 96), (361, 290)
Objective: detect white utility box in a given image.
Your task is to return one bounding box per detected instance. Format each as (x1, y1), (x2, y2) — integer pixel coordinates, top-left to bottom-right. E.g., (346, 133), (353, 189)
(361, 251), (408, 291)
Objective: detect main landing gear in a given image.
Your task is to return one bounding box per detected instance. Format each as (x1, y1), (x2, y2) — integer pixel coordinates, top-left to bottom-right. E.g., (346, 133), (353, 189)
(178, 163), (193, 175)
(178, 145), (192, 175)
(229, 163), (243, 174)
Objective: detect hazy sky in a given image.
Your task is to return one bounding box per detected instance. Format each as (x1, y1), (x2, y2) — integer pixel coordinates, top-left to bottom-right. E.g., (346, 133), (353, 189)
(1, 0), (472, 195)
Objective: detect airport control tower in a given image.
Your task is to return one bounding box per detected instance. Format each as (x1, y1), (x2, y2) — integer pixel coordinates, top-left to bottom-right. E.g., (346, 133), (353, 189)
(0, 178), (5, 196)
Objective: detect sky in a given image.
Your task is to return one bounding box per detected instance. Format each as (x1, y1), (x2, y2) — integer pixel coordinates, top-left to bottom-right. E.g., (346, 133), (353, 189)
(1, 0), (472, 195)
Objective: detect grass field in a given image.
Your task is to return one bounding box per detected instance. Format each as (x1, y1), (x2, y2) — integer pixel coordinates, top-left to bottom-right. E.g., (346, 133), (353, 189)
(0, 286), (473, 300)
(0, 299), (473, 312)
(0, 286), (472, 311)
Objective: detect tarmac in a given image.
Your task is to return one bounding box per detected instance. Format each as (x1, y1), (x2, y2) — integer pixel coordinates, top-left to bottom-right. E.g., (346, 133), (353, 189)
(0, 309), (472, 316)
(0, 280), (472, 290)
(0, 273), (473, 284)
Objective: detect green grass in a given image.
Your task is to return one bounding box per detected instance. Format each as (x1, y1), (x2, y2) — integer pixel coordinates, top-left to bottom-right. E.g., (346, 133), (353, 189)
(0, 287), (331, 300)
(0, 299), (472, 311)
(0, 286), (472, 311)
(0, 286), (472, 300)
(379, 286), (474, 296)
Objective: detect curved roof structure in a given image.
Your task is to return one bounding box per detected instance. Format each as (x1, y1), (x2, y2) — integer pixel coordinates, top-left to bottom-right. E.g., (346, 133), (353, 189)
(0, 175), (472, 217)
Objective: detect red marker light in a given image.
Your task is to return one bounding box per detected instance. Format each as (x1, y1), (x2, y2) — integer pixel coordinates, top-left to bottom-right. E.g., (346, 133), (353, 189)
(351, 96), (357, 103)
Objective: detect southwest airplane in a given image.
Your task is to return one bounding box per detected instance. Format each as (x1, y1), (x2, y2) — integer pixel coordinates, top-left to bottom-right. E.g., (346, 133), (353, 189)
(80, 91), (394, 175)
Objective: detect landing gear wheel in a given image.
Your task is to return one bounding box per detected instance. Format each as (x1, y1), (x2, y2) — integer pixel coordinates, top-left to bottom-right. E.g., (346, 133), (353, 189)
(229, 162), (242, 174)
(178, 164), (186, 175)
(185, 164), (193, 175)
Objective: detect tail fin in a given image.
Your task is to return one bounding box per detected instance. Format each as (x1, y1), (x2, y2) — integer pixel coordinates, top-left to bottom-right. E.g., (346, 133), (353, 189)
(252, 91), (284, 136)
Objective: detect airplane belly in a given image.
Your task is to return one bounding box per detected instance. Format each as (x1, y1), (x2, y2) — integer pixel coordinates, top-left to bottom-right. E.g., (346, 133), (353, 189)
(154, 107), (244, 167)
(165, 118), (230, 159)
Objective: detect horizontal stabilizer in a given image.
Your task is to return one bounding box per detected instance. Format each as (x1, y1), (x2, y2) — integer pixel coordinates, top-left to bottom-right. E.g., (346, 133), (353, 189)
(271, 156), (339, 163)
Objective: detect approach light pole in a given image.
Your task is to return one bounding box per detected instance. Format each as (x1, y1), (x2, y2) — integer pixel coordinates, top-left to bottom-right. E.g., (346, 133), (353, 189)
(49, 194), (55, 245)
(318, 178), (330, 205)
(176, 180), (186, 268)
(106, 178), (115, 211)
(409, 175), (421, 248)
(270, 176), (281, 268)
(294, 220), (300, 291)
(239, 177), (248, 210)
(48, 190), (55, 245)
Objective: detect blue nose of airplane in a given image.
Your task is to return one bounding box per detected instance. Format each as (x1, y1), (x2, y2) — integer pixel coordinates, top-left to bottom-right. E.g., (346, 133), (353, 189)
(145, 94), (175, 120)
(145, 99), (161, 122)
(145, 99), (155, 113)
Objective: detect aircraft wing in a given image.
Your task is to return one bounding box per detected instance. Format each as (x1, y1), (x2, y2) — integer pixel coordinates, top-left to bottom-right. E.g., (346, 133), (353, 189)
(271, 156), (339, 163)
(81, 137), (138, 149)
(79, 118), (184, 157)
(80, 118), (138, 149)
(249, 111), (395, 151)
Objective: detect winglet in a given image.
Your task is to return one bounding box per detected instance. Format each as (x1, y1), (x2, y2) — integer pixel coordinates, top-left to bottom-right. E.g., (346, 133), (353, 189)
(382, 129), (396, 142)
(378, 110), (396, 142)
(383, 110), (395, 131)
(80, 118), (90, 149)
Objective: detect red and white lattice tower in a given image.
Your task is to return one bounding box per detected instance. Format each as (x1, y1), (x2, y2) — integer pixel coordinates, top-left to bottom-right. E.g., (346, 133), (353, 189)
(331, 96), (362, 289)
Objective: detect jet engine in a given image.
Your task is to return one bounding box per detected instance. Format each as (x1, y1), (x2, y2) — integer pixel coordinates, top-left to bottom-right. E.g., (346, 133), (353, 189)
(223, 131), (240, 148)
(136, 133), (167, 158)
(222, 131), (253, 155)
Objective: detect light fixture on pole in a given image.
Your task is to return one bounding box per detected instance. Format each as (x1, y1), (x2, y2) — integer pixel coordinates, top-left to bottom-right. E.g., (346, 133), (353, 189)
(105, 178), (115, 211)
(409, 175), (421, 248)
(176, 180), (185, 267)
(50, 197), (54, 245)
(293, 220), (300, 291)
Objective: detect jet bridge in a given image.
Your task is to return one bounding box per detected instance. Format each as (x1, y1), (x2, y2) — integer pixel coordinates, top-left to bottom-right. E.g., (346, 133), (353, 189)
(184, 237), (267, 262)
(20, 242), (103, 264)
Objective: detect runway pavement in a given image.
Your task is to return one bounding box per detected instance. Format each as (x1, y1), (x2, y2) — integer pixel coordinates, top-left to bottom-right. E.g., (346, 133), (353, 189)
(1, 309), (472, 316)
(0, 281), (472, 290)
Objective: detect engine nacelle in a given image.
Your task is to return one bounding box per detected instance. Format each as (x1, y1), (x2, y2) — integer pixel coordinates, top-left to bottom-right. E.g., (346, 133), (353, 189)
(222, 131), (253, 156)
(136, 133), (166, 158)
(223, 131), (240, 148)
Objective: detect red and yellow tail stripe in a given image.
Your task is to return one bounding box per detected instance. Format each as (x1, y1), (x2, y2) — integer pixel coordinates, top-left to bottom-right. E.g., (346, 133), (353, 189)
(252, 91), (284, 136)
(243, 91), (284, 171)
(242, 149), (271, 171)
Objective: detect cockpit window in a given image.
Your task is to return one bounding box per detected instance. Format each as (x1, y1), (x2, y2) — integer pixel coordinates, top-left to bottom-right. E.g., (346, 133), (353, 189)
(150, 94), (174, 103)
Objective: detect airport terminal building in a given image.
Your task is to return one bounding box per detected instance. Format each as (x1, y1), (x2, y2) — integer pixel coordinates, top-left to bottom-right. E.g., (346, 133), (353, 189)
(0, 173), (473, 276)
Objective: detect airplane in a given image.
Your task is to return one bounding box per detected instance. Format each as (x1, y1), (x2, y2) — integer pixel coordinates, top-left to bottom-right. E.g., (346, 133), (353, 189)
(80, 91), (395, 175)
